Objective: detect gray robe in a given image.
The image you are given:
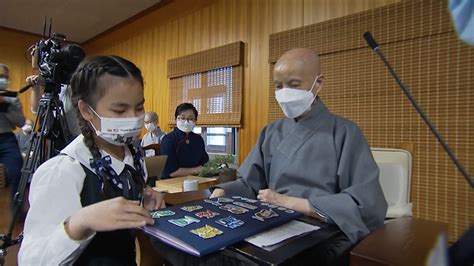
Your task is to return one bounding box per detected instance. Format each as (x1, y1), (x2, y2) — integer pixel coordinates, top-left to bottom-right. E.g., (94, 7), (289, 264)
(219, 99), (387, 244)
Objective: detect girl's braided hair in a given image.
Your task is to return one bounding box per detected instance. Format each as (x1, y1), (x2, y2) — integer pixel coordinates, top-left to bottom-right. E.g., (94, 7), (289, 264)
(69, 55), (144, 193)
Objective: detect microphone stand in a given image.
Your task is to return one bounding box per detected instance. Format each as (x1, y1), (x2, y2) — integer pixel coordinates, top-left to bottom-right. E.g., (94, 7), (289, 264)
(363, 31), (473, 188)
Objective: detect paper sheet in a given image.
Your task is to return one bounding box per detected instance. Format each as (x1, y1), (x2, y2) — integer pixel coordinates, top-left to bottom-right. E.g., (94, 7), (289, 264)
(245, 220), (320, 248)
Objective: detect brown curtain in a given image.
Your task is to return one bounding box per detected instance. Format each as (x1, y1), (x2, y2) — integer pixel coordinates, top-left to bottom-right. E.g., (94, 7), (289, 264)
(168, 41), (244, 127)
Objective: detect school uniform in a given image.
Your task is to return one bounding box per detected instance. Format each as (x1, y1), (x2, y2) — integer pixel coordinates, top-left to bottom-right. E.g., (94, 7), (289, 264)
(19, 135), (147, 265)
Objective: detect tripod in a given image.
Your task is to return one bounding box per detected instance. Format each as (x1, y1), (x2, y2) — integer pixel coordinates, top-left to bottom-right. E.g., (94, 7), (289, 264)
(0, 84), (71, 265)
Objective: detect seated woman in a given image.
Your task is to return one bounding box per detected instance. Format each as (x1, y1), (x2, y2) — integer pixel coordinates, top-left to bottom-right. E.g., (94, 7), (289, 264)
(160, 103), (209, 179)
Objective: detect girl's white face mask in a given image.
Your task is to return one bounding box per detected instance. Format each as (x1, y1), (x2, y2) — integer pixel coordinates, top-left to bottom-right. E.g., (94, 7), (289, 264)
(275, 75), (320, 119)
(89, 106), (144, 146)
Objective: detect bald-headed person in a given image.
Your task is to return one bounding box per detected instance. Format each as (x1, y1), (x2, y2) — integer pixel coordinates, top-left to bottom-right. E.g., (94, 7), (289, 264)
(141, 111), (165, 156)
(210, 48), (387, 264)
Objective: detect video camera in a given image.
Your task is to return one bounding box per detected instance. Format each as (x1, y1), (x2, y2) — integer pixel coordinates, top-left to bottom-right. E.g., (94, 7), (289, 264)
(30, 33), (83, 94)
(33, 34), (66, 87)
(25, 17), (84, 95)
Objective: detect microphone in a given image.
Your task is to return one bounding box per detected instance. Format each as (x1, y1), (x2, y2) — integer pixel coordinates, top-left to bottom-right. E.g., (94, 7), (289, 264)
(363, 31), (473, 188)
(363, 32), (379, 51)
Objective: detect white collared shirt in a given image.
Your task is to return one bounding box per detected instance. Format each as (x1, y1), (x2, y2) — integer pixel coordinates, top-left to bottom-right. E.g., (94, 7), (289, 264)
(140, 128), (165, 147)
(18, 135), (147, 265)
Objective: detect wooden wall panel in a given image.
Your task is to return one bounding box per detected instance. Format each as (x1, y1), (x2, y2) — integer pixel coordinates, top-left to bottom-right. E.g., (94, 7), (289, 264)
(0, 28), (40, 122)
(84, 0), (398, 163)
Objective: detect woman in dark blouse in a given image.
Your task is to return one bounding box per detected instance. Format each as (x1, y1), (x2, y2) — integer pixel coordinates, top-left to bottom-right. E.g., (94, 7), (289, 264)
(160, 103), (209, 179)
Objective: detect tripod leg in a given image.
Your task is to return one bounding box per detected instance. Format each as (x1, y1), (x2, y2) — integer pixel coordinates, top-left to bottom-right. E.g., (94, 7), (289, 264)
(1, 93), (72, 263)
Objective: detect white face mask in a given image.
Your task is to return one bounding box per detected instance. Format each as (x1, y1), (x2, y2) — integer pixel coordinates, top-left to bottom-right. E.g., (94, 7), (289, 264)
(22, 124), (33, 133)
(449, 0), (474, 46)
(89, 106), (144, 146)
(275, 75), (320, 118)
(145, 122), (157, 132)
(177, 120), (195, 133)
(0, 78), (8, 90)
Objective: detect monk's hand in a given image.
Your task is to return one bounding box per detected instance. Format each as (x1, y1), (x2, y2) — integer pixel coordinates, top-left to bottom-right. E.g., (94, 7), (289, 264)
(210, 188), (225, 198)
(257, 189), (288, 207)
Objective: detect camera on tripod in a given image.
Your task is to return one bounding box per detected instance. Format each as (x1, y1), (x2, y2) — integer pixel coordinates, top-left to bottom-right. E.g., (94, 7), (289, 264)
(31, 33), (75, 94)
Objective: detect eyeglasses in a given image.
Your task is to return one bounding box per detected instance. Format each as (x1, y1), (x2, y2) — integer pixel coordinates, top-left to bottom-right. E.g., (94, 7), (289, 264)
(177, 116), (195, 123)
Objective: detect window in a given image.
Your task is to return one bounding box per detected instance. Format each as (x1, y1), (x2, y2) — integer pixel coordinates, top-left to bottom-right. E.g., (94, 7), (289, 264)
(194, 127), (237, 155)
(168, 41), (243, 127)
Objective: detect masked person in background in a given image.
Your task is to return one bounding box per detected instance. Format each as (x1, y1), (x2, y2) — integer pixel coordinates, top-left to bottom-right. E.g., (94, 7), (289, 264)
(160, 103), (208, 179)
(16, 119), (34, 158)
(0, 63), (25, 211)
(141, 111), (165, 157)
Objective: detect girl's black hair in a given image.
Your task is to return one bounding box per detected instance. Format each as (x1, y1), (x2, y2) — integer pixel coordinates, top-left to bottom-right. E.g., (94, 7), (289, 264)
(70, 55), (144, 193)
(174, 102), (198, 120)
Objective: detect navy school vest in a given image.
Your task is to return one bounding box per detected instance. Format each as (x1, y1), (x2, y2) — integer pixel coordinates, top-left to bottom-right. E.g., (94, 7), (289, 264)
(73, 162), (144, 266)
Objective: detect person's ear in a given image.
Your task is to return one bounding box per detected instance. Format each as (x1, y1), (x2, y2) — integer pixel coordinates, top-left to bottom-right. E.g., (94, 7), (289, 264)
(315, 74), (324, 94)
(78, 100), (94, 122)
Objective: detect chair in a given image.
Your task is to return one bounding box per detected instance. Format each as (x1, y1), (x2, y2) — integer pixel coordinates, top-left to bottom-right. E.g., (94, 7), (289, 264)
(350, 148), (449, 265)
(144, 155), (167, 182)
(371, 148), (412, 219)
(143, 143), (161, 157)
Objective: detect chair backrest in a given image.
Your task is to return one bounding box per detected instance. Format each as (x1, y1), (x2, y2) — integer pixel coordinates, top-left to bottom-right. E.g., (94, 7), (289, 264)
(143, 143), (161, 157)
(371, 148), (412, 218)
(144, 155), (167, 180)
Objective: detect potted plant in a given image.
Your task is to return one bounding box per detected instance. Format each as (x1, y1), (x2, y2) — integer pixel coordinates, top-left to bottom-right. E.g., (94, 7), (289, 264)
(199, 154), (237, 183)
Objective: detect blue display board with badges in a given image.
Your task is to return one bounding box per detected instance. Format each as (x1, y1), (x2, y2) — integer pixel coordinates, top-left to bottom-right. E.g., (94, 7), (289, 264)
(142, 196), (302, 257)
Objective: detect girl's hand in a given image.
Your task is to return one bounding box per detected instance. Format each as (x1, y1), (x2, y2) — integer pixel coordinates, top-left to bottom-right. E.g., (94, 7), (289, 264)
(65, 197), (153, 240)
(143, 186), (166, 210)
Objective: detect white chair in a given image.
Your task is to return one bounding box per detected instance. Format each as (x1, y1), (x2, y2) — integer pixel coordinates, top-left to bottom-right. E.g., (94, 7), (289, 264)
(371, 148), (412, 218)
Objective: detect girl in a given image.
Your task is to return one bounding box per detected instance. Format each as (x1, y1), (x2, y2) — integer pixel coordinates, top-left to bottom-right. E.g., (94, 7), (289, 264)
(19, 55), (164, 265)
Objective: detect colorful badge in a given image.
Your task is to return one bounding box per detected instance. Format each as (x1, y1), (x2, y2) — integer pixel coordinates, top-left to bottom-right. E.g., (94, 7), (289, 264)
(217, 197), (234, 203)
(215, 216), (244, 229)
(241, 198), (258, 203)
(169, 216), (200, 227)
(181, 205), (203, 212)
(195, 210), (220, 219)
(150, 210), (175, 219)
(233, 201), (258, 210)
(204, 199), (222, 206)
(252, 209), (279, 222)
(191, 225), (223, 239)
(219, 204), (249, 214)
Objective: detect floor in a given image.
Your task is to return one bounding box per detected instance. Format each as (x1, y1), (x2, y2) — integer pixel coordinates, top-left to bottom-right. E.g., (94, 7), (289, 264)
(0, 186), (23, 266)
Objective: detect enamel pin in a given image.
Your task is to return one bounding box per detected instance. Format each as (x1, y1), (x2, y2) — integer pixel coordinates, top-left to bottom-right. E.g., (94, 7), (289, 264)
(191, 225), (223, 239)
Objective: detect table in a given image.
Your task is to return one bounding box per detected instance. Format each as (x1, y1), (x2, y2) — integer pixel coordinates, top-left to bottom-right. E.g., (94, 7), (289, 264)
(154, 176), (218, 193)
(350, 217), (448, 266)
